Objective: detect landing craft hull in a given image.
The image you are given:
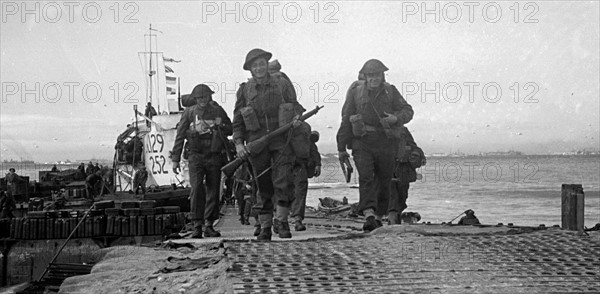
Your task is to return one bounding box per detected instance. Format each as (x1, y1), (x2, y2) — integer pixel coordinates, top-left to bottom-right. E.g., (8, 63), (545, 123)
(113, 115), (190, 193)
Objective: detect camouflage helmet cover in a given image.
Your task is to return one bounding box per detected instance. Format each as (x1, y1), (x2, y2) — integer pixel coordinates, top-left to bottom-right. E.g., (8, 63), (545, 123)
(243, 48), (272, 70)
(359, 59), (389, 74)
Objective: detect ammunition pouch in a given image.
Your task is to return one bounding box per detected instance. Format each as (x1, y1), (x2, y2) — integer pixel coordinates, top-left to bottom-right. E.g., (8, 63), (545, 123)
(210, 129), (225, 153)
(241, 106), (260, 131)
(349, 114), (367, 137)
(278, 103), (295, 128)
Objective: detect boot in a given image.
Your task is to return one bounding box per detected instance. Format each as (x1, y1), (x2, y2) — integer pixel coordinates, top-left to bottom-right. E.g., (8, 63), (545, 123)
(243, 216), (251, 225)
(273, 218), (280, 234)
(257, 214), (273, 241)
(388, 211), (399, 225)
(191, 222), (203, 238)
(253, 224), (262, 236)
(363, 216), (378, 232)
(204, 225), (221, 237)
(277, 221), (292, 238)
(257, 227), (272, 241)
(294, 220), (306, 231)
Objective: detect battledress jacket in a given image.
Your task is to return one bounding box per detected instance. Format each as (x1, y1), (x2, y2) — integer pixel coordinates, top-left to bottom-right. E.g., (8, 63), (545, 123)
(336, 81), (414, 151)
(232, 75), (304, 144)
(172, 101), (233, 163)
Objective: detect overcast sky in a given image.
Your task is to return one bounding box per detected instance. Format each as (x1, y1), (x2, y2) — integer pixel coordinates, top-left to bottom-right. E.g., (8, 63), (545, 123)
(1, 1), (599, 162)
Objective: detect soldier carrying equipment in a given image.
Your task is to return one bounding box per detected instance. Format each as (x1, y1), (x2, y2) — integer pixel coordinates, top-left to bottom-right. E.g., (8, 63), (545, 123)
(222, 105), (324, 178)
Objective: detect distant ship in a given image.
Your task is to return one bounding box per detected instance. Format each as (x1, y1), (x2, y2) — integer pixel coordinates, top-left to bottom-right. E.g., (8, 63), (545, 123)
(2, 158), (35, 164)
(481, 150), (524, 157)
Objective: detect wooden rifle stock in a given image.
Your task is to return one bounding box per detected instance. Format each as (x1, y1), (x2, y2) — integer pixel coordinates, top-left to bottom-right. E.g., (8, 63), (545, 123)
(221, 106), (324, 177)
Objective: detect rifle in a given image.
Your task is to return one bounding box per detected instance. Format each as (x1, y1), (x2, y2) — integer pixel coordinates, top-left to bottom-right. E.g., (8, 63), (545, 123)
(339, 156), (353, 183)
(221, 105), (324, 177)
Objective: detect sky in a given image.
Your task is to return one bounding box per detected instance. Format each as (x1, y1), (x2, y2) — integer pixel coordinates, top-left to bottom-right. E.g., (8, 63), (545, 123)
(1, 1), (599, 162)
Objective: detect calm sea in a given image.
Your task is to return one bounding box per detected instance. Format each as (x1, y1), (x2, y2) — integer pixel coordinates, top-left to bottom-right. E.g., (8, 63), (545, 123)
(3, 155), (599, 227)
(308, 155), (600, 228)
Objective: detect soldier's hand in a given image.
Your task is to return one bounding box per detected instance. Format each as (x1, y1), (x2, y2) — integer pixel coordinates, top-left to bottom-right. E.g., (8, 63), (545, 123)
(172, 162), (180, 174)
(236, 144), (249, 160)
(383, 112), (398, 124)
(314, 165), (321, 177)
(338, 151), (350, 162)
(292, 115), (301, 128)
(214, 117), (222, 126)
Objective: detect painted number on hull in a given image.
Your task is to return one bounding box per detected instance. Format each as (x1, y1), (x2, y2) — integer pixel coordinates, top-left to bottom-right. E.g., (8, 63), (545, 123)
(149, 155), (168, 175)
(147, 134), (168, 174)
(147, 134), (164, 153)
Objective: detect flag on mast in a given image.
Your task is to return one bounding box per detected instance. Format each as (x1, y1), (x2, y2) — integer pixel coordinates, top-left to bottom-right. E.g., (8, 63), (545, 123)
(165, 66), (177, 96)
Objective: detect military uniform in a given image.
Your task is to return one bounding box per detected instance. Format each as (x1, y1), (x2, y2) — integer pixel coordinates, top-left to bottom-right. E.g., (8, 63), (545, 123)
(172, 84), (232, 238)
(233, 48), (305, 240)
(132, 167), (148, 195)
(291, 130), (321, 231)
(388, 128), (425, 224)
(336, 59), (413, 231)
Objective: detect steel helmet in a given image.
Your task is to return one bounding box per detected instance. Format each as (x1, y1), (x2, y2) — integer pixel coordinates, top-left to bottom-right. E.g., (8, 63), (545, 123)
(268, 59), (282, 72)
(243, 48), (272, 70)
(191, 84), (214, 98)
(359, 59), (389, 74)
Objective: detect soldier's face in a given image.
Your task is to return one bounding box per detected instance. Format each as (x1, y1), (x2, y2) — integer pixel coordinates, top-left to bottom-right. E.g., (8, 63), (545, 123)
(250, 58), (268, 79)
(366, 72), (384, 89)
(195, 95), (210, 107)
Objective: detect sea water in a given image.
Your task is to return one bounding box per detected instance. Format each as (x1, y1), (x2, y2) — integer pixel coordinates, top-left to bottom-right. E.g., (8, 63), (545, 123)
(308, 155), (600, 228)
(2, 155), (599, 227)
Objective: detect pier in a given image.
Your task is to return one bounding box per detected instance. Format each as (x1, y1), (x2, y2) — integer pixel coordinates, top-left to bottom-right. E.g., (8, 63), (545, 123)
(49, 206), (600, 293)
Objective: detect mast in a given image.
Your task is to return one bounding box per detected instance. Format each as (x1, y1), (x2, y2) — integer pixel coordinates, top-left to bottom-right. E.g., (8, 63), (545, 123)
(148, 24), (155, 110)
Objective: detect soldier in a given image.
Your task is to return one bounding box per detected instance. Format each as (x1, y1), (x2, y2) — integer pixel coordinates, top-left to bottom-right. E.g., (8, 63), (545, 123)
(132, 166), (148, 195)
(268, 59), (292, 84)
(172, 84), (232, 238)
(85, 162), (94, 176)
(336, 59), (414, 232)
(85, 171), (103, 200)
(233, 48), (305, 241)
(145, 102), (158, 127)
(5, 168), (24, 198)
(388, 128), (425, 224)
(290, 130), (322, 231)
(0, 190), (16, 219)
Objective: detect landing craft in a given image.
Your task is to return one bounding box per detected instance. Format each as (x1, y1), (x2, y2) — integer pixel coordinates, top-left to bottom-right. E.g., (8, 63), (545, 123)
(113, 25), (191, 195)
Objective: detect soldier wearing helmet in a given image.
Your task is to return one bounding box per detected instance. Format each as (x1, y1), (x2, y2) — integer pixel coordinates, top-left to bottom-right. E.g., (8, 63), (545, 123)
(233, 48), (305, 241)
(172, 83), (233, 238)
(336, 59), (414, 232)
(290, 129), (321, 231)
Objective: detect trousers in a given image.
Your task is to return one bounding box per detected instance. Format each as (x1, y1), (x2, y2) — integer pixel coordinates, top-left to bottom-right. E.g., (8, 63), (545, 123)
(188, 152), (222, 223)
(290, 162), (308, 221)
(352, 132), (396, 216)
(250, 143), (295, 215)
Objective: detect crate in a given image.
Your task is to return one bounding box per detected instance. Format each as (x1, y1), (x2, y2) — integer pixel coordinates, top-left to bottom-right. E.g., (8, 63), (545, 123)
(159, 206), (180, 214)
(105, 208), (122, 216)
(120, 201), (139, 209)
(140, 208), (156, 216)
(139, 200), (156, 209)
(94, 200), (115, 209)
(123, 208), (140, 216)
